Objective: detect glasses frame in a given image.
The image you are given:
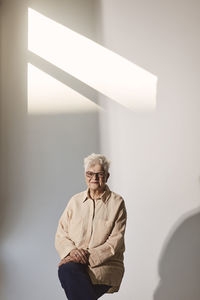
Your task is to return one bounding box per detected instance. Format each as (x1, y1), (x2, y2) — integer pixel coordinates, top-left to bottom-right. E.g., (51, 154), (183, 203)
(85, 171), (106, 179)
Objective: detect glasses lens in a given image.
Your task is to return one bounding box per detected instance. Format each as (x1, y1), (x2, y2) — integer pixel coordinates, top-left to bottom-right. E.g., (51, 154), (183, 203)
(86, 171), (93, 178)
(86, 171), (105, 178)
(98, 172), (105, 177)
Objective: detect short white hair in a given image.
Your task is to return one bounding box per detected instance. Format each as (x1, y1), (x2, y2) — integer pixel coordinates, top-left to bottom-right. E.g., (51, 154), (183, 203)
(84, 153), (110, 173)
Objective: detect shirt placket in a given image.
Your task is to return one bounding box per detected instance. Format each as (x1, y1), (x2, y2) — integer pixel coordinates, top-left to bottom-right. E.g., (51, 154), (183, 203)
(86, 198), (95, 249)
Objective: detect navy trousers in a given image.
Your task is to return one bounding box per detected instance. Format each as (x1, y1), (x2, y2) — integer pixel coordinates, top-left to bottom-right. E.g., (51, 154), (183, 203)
(58, 262), (111, 300)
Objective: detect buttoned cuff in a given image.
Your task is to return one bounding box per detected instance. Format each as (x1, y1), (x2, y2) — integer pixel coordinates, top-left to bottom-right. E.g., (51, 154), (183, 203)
(59, 246), (77, 260)
(88, 249), (102, 267)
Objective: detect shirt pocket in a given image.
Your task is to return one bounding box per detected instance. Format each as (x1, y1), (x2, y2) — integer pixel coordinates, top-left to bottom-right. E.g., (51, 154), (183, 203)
(93, 219), (114, 246)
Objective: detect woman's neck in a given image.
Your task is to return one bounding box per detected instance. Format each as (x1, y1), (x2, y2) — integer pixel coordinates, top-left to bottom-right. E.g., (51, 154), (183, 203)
(89, 187), (105, 200)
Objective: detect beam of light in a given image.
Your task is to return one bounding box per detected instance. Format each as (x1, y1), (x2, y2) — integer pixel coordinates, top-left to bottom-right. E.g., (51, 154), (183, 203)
(28, 63), (101, 114)
(28, 8), (157, 111)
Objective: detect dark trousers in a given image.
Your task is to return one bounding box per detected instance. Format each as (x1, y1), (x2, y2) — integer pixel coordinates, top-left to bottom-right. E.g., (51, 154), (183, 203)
(58, 262), (111, 300)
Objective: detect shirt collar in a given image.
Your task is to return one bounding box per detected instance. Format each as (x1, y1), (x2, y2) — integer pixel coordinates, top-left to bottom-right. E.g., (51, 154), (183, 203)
(83, 185), (111, 203)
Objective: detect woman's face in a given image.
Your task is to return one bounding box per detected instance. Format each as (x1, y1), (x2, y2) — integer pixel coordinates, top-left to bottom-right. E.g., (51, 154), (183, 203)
(85, 163), (109, 192)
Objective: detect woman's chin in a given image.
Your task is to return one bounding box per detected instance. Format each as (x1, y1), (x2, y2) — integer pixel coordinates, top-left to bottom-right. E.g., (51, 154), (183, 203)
(90, 183), (100, 189)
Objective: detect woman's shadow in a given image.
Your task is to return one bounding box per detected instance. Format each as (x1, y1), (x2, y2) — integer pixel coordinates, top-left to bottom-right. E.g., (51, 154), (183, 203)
(154, 207), (200, 300)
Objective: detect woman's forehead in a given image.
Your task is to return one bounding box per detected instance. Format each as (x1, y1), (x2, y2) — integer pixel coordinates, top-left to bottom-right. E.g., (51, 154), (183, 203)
(87, 163), (103, 172)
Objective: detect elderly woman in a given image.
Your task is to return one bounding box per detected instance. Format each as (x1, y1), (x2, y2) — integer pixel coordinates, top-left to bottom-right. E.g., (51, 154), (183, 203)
(55, 153), (127, 300)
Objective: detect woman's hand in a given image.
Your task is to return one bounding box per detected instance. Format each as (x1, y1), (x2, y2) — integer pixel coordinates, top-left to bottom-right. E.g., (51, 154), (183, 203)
(58, 248), (89, 267)
(58, 255), (73, 267)
(70, 248), (89, 264)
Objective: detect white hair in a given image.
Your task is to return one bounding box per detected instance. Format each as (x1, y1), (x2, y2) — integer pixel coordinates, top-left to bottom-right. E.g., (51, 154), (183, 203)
(84, 153), (110, 173)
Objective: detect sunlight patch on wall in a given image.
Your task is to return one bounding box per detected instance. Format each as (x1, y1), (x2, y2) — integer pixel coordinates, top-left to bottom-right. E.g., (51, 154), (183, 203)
(28, 64), (101, 114)
(28, 8), (157, 111)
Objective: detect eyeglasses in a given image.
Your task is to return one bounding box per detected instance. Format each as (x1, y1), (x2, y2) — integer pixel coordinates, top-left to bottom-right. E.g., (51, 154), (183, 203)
(86, 171), (105, 178)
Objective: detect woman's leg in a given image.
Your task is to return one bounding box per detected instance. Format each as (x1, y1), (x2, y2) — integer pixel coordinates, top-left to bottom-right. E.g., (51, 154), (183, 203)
(58, 262), (97, 300)
(92, 284), (111, 299)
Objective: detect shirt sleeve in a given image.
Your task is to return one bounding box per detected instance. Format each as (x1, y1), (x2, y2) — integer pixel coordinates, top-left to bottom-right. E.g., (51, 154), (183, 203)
(88, 200), (127, 267)
(55, 203), (77, 259)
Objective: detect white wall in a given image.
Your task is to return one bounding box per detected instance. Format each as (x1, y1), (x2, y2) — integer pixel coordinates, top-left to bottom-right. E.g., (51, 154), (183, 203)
(1, 1), (200, 300)
(96, 1), (200, 299)
(0, 1), (99, 299)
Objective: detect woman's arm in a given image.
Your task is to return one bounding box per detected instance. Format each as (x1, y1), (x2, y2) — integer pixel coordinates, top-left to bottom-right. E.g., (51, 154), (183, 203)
(55, 206), (77, 259)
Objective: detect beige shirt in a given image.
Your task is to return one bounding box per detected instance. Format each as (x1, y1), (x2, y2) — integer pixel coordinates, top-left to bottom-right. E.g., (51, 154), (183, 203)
(55, 185), (127, 293)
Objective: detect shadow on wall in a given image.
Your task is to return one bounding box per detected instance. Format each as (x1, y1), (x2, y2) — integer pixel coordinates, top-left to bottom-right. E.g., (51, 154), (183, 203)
(154, 207), (200, 300)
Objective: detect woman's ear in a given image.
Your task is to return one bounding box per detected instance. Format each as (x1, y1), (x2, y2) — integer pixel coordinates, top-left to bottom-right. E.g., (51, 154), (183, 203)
(106, 172), (110, 182)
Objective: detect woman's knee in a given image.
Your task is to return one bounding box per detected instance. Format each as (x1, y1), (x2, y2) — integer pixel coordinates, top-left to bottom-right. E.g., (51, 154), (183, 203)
(58, 262), (85, 279)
